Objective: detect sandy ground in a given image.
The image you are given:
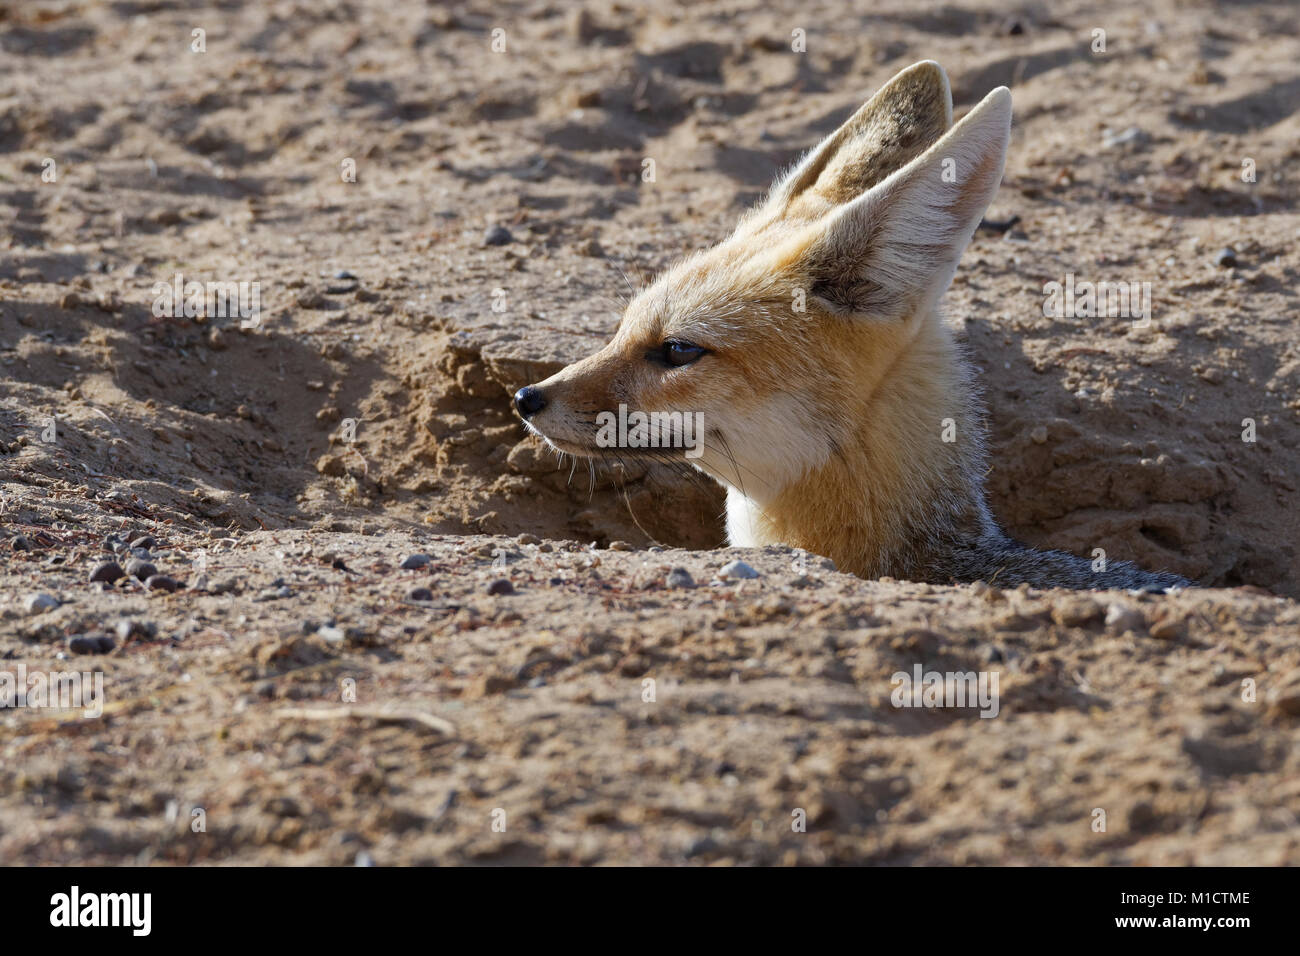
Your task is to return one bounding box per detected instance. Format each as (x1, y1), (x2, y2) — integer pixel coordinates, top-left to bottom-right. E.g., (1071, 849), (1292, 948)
(1, 0), (1299, 864)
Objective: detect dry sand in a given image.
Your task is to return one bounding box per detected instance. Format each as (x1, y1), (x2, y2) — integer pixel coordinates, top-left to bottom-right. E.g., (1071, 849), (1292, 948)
(1, 0), (1298, 864)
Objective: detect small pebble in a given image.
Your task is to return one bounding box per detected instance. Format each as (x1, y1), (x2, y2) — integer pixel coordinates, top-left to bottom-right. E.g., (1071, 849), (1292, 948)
(144, 574), (181, 592)
(1213, 247), (1237, 268)
(685, 836), (719, 858)
(115, 619), (155, 641)
(483, 224), (513, 246)
(406, 586), (434, 602)
(1105, 604), (1146, 635)
(296, 289), (327, 309)
(665, 568), (695, 589)
(400, 553), (431, 570)
(1052, 598), (1102, 628)
(607, 540), (634, 551)
(126, 558), (158, 581)
(487, 578), (516, 596)
(1102, 125), (1146, 148)
(11, 534), (34, 552)
(317, 625), (345, 644)
(68, 634), (116, 655)
(88, 561), (125, 584)
(24, 593), (59, 615)
(1148, 616), (1185, 641)
(719, 559), (760, 580)
(130, 534), (157, 550)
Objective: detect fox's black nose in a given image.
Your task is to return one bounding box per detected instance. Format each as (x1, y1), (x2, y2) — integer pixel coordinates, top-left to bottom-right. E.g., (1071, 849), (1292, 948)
(514, 385), (547, 419)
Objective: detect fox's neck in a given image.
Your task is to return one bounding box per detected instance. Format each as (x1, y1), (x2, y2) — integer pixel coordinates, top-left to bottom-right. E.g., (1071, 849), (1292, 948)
(721, 315), (994, 580)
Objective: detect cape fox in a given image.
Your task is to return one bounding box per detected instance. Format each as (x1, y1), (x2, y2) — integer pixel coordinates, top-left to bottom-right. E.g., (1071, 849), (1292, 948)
(514, 61), (1190, 592)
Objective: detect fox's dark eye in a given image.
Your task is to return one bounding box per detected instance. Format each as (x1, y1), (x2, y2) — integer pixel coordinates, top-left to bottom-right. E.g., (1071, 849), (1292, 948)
(661, 339), (707, 367)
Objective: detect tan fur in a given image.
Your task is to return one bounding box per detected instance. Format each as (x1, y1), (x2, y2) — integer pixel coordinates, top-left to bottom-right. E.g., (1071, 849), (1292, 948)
(517, 62), (1190, 591)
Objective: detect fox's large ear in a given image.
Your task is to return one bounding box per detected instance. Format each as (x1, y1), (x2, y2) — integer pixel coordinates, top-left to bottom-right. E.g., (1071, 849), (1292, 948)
(802, 85), (1011, 319)
(765, 60), (953, 220)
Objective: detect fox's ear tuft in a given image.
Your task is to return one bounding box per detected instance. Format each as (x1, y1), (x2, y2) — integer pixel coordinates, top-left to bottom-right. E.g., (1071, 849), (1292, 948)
(766, 60), (953, 220)
(804, 86), (1011, 320)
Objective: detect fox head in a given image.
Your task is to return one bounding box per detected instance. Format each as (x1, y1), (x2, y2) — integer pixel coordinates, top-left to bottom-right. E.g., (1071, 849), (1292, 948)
(515, 61), (1011, 522)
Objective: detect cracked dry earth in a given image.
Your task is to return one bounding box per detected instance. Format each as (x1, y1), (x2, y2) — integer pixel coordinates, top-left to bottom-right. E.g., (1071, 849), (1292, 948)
(2, 0), (1300, 864)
